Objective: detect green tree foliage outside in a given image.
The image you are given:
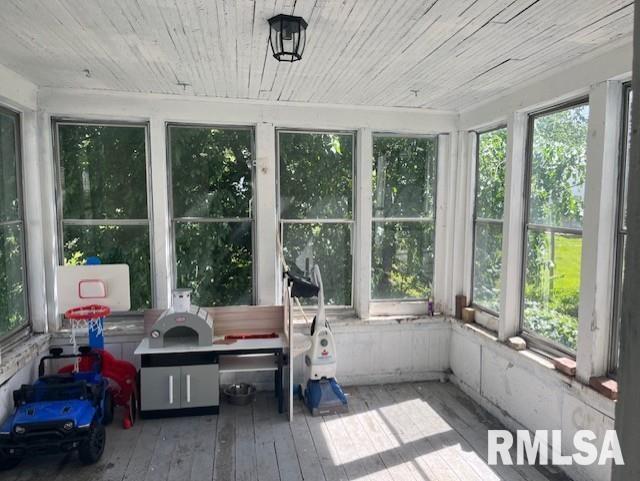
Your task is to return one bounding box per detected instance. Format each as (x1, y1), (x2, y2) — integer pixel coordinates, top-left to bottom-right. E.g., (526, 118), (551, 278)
(473, 128), (507, 312)
(524, 105), (589, 350)
(279, 132), (353, 305)
(170, 126), (254, 306)
(0, 110), (27, 336)
(371, 136), (437, 299)
(58, 124), (152, 310)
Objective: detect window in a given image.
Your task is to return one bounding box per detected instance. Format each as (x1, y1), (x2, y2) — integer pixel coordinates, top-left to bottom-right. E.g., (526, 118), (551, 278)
(611, 85), (633, 372)
(168, 125), (254, 306)
(278, 131), (354, 306)
(371, 135), (437, 300)
(522, 101), (590, 352)
(0, 107), (28, 338)
(471, 128), (507, 313)
(55, 122), (152, 311)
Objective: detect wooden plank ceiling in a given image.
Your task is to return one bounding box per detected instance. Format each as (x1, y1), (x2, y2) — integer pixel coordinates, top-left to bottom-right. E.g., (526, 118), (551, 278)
(0, 0), (632, 111)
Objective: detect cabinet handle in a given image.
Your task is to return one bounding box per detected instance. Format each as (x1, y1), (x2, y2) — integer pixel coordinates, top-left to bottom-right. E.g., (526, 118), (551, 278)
(186, 374), (191, 403)
(169, 375), (174, 404)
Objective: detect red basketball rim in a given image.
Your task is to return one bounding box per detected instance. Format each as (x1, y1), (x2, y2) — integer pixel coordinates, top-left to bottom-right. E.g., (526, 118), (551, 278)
(65, 304), (111, 320)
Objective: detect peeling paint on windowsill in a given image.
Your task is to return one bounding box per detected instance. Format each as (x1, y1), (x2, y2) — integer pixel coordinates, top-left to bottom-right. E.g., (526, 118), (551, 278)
(0, 334), (50, 385)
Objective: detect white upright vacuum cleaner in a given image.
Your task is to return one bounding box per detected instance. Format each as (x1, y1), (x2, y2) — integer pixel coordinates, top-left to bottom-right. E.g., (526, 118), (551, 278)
(289, 265), (348, 416)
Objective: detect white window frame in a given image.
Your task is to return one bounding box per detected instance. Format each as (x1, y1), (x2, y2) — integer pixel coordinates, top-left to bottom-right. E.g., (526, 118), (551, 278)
(276, 128), (357, 310)
(166, 122), (257, 305)
(369, 132), (439, 306)
(470, 126), (507, 317)
(52, 119), (156, 315)
(520, 98), (589, 357)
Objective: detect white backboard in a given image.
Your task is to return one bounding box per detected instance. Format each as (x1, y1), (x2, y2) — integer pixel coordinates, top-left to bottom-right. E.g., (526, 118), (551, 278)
(56, 264), (131, 314)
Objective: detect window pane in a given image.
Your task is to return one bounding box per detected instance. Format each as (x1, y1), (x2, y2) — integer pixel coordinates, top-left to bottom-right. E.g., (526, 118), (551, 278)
(523, 231), (582, 350)
(63, 224), (151, 310)
(371, 221), (434, 299)
(170, 127), (253, 218)
(0, 224), (26, 336)
(175, 221), (252, 306)
(529, 104), (589, 229)
(279, 132), (353, 219)
(58, 125), (148, 219)
(372, 136), (437, 218)
(472, 222), (503, 312)
(282, 223), (352, 305)
(0, 111), (19, 222)
(476, 128), (507, 220)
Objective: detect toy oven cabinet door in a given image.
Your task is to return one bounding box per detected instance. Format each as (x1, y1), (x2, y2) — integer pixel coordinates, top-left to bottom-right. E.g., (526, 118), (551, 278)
(140, 366), (181, 411)
(180, 364), (219, 408)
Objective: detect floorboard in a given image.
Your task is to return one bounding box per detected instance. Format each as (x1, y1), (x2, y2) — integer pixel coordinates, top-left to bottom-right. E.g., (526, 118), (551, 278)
(6, 382), (564, 481)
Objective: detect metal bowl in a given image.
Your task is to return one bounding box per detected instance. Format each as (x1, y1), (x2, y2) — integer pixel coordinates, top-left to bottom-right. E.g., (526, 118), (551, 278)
(223, 383), (256, 406)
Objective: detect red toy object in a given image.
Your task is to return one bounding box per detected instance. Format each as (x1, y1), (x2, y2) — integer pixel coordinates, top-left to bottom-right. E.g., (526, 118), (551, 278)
(59, 348), (138, 429)
(224, 332), (279, 340)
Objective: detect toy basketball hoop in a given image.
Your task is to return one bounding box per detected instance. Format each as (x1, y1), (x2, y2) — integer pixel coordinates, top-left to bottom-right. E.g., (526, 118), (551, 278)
(65, 304), (111, 359)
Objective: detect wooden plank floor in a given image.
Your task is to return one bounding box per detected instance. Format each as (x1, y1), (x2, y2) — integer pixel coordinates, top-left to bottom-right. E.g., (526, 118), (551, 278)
(6, 382), (569, 481)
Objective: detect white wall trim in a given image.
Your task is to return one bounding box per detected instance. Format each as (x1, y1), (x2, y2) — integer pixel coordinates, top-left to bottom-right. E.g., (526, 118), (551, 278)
(38, 87), (458, 134)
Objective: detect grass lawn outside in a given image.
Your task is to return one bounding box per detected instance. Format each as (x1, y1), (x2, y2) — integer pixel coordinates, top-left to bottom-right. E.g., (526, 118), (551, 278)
(552, 234), (582, 298)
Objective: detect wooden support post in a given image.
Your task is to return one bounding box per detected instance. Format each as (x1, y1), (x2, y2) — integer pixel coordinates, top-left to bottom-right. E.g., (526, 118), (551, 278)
(255, 123), (278, 305)
(613, 2), (640, 479)
(38, 111), (61, 332)
(21, 110), (48, 332)
(149, 118), (171, 309)
(498, 112), (527, 341)
(354, 128), (372, 318)
(576, 80), (622, 383)
(434, 133), (452, 314)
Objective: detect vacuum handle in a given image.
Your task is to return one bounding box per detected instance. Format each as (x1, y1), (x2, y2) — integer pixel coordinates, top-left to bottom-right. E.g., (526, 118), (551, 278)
(169, 375), (174, 404)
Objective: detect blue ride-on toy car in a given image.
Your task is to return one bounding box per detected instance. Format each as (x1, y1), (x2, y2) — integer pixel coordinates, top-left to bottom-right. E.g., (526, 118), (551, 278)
(0, 346), (114, 470)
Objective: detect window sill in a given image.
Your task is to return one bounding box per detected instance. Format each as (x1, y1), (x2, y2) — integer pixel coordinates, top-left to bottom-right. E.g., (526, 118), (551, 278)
(50, 309), (448, 343)
(451, 319), (616, 417)
(293, 313), (450, 333)
(0, 333), (50, 385)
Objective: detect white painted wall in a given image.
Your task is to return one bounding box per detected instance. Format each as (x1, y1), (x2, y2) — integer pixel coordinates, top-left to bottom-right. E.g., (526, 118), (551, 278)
(49, 317), (451, 390)
(450, 323), (616, 481)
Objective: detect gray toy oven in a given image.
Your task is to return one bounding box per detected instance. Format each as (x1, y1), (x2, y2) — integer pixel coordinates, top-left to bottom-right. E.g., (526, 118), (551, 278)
(140, 306), (219, 418)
